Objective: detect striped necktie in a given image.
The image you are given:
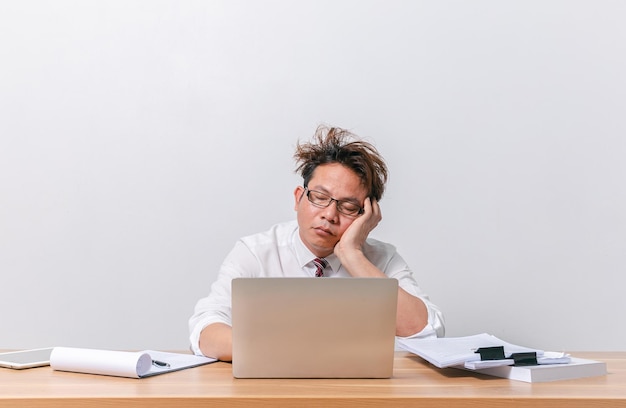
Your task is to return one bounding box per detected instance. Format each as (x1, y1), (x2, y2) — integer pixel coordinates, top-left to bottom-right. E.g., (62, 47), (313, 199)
(313, 257), (328, 277)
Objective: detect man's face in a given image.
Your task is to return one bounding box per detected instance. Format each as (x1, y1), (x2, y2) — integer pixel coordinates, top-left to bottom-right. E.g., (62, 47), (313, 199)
(294, 163), (368, 257)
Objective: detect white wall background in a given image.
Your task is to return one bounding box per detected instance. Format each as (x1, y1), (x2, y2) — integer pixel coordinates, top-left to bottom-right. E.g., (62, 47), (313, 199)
(1, 0), (625, 352)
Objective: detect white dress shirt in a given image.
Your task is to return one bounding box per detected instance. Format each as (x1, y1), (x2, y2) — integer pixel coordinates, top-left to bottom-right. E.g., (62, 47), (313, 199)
(188, 220), (445, 355)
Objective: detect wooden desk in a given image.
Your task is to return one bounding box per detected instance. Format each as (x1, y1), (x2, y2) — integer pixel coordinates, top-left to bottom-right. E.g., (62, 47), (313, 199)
(1, 352), (625, 408)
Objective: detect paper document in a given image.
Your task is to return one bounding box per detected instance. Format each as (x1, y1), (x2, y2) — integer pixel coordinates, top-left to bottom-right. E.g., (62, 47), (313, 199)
(464, 351), (571, 370)
(50, 347), (216, 378)
(397, 333), (542, 368)
(464, 359), (515, 369)
(397, 333), (604, 383)
(465, 357), (606, 383)
(537, 351), (571, 365)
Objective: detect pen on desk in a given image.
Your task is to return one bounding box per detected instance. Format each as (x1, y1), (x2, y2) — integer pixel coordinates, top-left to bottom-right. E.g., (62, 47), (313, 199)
(152, 360), (170, 368)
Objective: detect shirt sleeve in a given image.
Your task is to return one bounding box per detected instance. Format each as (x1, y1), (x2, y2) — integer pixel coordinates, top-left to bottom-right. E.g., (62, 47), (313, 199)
(372, 244), (446, 339)
(188, 240), (260, 356)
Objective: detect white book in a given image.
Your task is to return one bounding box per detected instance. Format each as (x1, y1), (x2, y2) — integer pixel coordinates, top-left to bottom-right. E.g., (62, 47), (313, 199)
(462, 357), (607, 383)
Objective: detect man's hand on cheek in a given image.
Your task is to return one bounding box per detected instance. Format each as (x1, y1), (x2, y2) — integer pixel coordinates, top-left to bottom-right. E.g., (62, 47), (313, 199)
(334, 198), (382, 256)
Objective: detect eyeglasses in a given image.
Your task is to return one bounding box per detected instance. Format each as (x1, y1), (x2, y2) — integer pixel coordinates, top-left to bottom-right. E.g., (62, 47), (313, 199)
(303, 187), (364, 217)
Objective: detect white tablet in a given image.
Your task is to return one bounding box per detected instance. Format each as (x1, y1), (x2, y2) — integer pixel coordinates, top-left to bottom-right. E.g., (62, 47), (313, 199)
(0, 348), (53, 369)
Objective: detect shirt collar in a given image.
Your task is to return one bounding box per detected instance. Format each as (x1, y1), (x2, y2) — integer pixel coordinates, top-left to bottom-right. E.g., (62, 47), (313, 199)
(293, 227), (340, 275)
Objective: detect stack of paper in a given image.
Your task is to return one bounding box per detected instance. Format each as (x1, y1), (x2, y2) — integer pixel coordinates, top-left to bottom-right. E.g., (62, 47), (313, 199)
(397, 333), (541, 368)
(467, 356), (607, 383)
(397, 333), (607, 383)
(463, 351), (571, 370)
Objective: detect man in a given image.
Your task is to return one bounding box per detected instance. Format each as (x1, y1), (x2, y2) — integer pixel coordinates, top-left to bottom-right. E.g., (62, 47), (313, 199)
(189, 126), (444, 361)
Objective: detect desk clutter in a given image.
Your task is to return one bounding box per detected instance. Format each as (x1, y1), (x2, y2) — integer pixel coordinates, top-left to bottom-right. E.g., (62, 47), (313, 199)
(398, 333), (607, 383)
(1, 336), (608, 383)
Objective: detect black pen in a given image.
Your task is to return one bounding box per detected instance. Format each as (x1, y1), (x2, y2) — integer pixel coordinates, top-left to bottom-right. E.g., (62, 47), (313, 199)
(152, 359), (170, 368)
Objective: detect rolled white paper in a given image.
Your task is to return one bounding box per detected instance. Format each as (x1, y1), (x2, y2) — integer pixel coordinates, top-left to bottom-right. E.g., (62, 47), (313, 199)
(50, 347), (152, 378)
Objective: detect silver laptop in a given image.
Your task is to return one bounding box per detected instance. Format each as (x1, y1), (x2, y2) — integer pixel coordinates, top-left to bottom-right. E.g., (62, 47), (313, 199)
(232, 277), (398, 378)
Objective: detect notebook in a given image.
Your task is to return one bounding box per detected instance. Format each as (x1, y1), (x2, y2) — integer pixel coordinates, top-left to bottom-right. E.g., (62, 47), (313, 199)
(232, 277), (398, 378)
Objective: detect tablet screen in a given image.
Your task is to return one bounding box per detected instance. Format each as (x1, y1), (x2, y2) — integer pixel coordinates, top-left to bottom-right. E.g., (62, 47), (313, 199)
(0, 348), (53, 369)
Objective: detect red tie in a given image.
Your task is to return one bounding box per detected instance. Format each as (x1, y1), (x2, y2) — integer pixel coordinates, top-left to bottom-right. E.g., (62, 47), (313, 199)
(313, 258), (328, 277)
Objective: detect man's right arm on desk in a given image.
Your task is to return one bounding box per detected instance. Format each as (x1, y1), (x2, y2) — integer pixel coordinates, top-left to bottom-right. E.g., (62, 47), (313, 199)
(199, 323), (233, 362)
(194, 242), (260, 362)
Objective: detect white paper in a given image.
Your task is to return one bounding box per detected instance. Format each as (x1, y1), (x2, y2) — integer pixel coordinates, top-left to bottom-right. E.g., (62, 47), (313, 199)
(538, 351), (571, 365)
(50, 347), (217, 378)
(464, 352), (571, 370)
(51, 347), (152, 378)
(397, 333), (543, 368)
(141, 350), (216, 377)
(464, 359), (515, 370)
(462, 357), (606, 383)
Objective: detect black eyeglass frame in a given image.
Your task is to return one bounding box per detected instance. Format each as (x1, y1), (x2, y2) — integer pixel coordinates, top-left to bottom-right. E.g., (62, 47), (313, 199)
(302, 187), (365, 217)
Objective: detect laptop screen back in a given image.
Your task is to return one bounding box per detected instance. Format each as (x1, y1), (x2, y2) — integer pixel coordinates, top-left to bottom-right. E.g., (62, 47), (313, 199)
(232, 277), (398, 378)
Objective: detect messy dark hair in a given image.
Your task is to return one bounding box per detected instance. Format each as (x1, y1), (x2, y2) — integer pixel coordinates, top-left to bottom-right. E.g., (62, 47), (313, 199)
(294, 126), (388, 201)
